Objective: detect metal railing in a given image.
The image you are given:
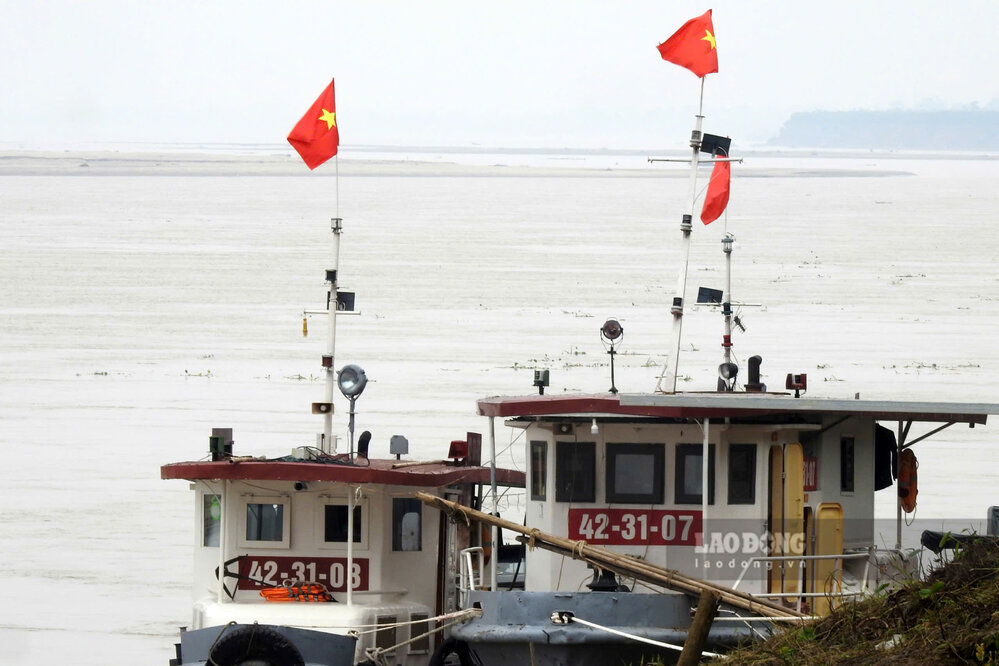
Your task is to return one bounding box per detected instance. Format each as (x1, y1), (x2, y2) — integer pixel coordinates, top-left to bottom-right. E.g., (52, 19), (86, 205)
(732, 551), (873, 614)
(458, 547), (485, 607)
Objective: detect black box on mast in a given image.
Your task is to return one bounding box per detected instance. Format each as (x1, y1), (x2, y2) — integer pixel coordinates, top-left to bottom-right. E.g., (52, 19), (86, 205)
(700, 133), (732, 157)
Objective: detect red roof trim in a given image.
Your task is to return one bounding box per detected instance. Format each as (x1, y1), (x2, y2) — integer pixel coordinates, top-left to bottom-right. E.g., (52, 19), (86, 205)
(477, 394), (672, 418)
(161, 459), (525, 486)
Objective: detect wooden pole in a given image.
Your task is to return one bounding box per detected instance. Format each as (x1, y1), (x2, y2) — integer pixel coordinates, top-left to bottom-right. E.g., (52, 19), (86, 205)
(416, 492), (805, 619)
(677, 589), (720, 666)
(514, 535), (796, 619)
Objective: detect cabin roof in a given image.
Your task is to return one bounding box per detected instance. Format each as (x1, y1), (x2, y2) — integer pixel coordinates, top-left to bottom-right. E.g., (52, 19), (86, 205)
(476, 392), (999, 425)
(161, 457), (525, 487)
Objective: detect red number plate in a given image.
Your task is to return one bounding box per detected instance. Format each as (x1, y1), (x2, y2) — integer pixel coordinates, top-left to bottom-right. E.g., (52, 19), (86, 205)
(236, 556), (370, 592)
(568, 509), (701, 546)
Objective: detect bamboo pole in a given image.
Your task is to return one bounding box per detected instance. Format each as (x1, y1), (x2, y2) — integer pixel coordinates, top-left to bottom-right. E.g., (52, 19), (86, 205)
(416, 492), (805, 619)
(515, 533), (799, 619)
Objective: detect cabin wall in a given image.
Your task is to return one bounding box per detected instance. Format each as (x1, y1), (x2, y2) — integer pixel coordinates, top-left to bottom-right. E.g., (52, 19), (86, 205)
(203, 480), (440, 612)
(811, 417), (876, 548)
(523, 422), (773, 593)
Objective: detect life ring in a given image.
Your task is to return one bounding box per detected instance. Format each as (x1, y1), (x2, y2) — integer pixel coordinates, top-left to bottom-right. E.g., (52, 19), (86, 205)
(260, 582), (333, 602)
(428, 637), (477, 666)
(898, 449), (918, 513)
(209, 624), (305, 666)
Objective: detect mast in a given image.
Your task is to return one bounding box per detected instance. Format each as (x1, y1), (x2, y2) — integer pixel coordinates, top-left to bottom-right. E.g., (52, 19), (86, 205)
(322, 217), (342, 452)
(719, 233), (735, 389)
(659, 79), (706, 394)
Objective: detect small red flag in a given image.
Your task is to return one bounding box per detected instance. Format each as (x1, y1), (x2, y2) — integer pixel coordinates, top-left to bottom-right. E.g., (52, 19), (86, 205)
(657, 10), (718, 78)
(700, 159), (730, 224)
(288, 79), (339, 170)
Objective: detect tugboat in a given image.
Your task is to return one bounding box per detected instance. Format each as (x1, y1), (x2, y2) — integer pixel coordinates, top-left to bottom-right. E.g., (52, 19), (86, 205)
(165, 81), (527, 666)
(423, 13), (999, 666)
(162, 218), (525, 666)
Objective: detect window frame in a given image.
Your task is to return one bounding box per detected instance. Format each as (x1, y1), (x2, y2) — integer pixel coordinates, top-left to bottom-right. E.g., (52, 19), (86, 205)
(840, 436), (855, 493)
(674, 444), (716, 505)
(202, 492), (222, 547)
(554, 441), (596, 503)
(605, 443), (665, 504)
(238, 495), (291, 549)
(317, 497), (368, 550)
(392, 497), (423, 552)
(530, 440), (547, 501)
(727, 443), (757, 505)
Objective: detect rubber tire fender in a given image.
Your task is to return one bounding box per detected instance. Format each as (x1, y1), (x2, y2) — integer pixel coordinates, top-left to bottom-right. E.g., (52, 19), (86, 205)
(428, 636), (478, 666)
(208, 625), (305, 666)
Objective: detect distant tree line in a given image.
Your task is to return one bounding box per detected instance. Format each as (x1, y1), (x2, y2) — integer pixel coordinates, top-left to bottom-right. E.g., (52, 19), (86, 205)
(769, 110), (999, 151)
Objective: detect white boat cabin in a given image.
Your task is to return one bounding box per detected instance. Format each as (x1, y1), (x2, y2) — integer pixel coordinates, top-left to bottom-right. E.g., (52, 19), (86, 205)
(477, 391), (994, 613)
(162, 429), (524, 665)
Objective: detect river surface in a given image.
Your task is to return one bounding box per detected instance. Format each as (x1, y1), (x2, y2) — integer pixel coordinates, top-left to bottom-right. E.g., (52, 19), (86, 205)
(1, 148), (997, 663)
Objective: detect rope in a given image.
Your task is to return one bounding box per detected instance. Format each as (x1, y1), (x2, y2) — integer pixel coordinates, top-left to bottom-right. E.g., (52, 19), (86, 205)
(453, 504), (472, 527)
(561, 614), (721, 658)
(362, 609), (483, 664)
(348, 608), (482, 636)
(205, 622), (238, 666)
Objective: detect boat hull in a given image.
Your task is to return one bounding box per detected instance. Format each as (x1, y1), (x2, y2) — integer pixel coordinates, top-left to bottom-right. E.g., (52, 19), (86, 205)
(451, 590), (765, 665)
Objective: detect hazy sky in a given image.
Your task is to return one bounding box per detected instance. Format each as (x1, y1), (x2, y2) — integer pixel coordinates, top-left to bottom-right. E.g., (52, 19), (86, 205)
(2, 1), (997, 150)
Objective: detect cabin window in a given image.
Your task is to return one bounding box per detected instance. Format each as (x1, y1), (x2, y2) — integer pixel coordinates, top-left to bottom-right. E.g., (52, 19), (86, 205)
(727, 444), (756, 505)
(555, 441), (596, 503)
(530, 440), (547, 501)
(242, 500), (290, 548)
(675, 444), (715, 505)
(203, 494), (221, 547)
(323, 504), (363, 545)
(606, 443), (665, 504)
(840, 436), (855, 493)
(392, 498), (422, 551)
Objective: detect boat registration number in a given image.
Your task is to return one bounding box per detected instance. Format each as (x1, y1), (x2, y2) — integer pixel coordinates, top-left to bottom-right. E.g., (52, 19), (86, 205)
(236, 556), (370, 592)
(568, 509), (701, 546)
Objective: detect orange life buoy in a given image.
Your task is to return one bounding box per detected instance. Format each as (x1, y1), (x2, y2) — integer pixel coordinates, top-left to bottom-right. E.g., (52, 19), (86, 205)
(260, 582), (333, 602)
(898, 449), (918, 513)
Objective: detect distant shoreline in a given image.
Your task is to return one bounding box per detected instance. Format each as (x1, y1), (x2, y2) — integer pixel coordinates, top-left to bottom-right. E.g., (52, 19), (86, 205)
(5, 147), (993, 178)
(0, 151), (912, 178)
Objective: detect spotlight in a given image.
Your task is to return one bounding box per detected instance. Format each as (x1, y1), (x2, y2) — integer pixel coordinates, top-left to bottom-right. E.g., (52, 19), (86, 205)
(600, 319), (623, 342)
(590, 418), (599, 435)
(337, 364), (368, 459)
(337, 364), (367, 398)
(600, 319), (624, 394)
(718, 362), (738, 392)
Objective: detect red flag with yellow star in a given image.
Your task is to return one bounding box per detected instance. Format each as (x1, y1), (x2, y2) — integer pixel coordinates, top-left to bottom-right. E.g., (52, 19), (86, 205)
(657, 10), (718, 78)
(288, 79), (339, 169)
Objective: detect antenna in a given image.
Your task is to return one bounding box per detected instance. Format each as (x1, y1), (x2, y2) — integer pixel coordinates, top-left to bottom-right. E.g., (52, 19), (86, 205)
(718, 233), (737, 391)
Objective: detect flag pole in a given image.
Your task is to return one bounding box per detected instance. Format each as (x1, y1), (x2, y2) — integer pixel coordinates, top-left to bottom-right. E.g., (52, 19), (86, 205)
(323, 216), (341, 453)
(325, 156), (341, 452)
(289, 78), (343, 452)
(659, 76), (706, 393)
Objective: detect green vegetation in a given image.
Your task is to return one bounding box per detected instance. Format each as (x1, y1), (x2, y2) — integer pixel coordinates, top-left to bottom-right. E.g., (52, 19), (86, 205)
(724, 539), (999, 665)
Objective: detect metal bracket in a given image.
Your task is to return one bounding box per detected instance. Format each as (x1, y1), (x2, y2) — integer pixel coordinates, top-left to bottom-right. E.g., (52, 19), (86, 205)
(550, 610), (574, 625)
